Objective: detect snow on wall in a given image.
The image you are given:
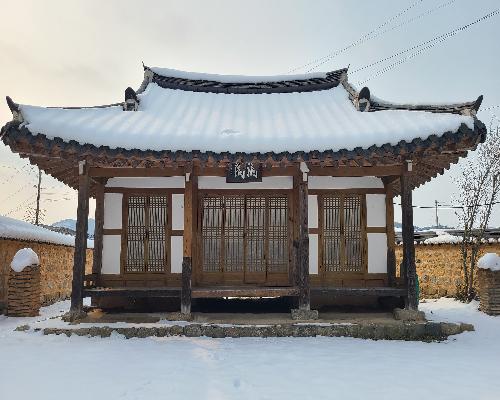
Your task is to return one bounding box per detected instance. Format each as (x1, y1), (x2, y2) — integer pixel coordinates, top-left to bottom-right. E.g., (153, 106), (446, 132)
(172, 194), (184, 230)
(367, 233), (387, 273)
(101, 235), (121, 274)
(366, 194), (386, 227)
(170, 236), (183, 273)
(424, 233), (462, 245)
(478, 253), (500, 271)
(308, 176), (384, 189)
(19, 83), (474, 153)
(103, 193), (122, 230)
(0, 215), (94, 248)
(198, 176), (293, 190)
(11, 248), (39, 272)
(105, 177), (185, 189)
(309, 234), (319, 274)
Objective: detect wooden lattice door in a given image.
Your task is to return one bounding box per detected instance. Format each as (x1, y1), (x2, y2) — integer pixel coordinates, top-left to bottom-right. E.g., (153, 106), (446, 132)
(124, 194), (168, 273)
(199, 193), (290, 285)
(320, 194), (367, 278)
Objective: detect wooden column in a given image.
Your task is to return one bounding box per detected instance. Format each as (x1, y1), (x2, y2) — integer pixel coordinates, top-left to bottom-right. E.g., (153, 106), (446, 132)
(181, 167), (196, 315)
(297, 165), (310, 311)
(92, 179), (105, 278)
(400, 173), (418, 310)
(385, 180), (396, 287)
(69, 161), (90, 319)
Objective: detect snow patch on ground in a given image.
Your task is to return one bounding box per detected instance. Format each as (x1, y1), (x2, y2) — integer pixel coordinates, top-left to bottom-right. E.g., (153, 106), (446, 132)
(10, 248), (39, 272)
(1, 298), (499, 400)
(424, 232), (462, 244)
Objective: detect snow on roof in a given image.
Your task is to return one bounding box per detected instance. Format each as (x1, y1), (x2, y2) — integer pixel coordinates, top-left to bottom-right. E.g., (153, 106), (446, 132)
(18, 82), (474, 154)
(478, 253), (500, 271)
(149, 67), (329, 83)
(0, 215), (94, 248)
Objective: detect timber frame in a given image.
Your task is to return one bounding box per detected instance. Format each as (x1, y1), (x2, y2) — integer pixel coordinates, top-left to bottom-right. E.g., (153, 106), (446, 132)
(0, 65), (487, 317)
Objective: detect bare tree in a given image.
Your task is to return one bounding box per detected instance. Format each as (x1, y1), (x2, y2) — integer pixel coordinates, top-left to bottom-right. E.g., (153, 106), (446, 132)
(455, 124), (500, 302)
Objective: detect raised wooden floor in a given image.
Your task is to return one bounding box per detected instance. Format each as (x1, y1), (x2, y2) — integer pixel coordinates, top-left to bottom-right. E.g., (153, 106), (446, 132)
(83, 287), (181, 298)
(192, 286), (300, 299)
(311, 287), (407, 297)
(84, 286), (405, 298)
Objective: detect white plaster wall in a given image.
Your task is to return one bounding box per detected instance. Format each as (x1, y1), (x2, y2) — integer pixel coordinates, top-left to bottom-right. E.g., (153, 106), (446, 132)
(198, 176), (293, 189)
(366, 194), (386, 227)
(103, 193), (123, 229)
(309, 234), (319, 274)
(308, 176), (384, 189)
(367, 233), (387, 273)
(106, 177), (185, 188)
(102, 235), (121, 274)
(170, 236), (183, 273)
(172, 194), (184, 230)
(308, 195), (318, 229)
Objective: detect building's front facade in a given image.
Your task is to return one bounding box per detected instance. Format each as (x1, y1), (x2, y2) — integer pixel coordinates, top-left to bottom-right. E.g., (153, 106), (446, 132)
(1, 65), (486, 319)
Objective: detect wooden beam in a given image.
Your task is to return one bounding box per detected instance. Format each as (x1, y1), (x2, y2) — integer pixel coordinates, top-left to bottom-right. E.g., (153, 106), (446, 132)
(400, 173), (418, 310)
(89, 167), (184, 177)
(192, 286), (300, 298)
(83, 287), (181, 298)
(69, 161), (90, 320)
(311, 287), (406, 297)
(92, 180), (105, 279)
(309, 165), (404, 177)
(297, 169), (310, 311)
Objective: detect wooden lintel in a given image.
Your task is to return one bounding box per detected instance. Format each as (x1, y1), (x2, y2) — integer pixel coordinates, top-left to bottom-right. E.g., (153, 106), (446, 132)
(192, 286), (300, 299)
(88, 167), (184, 177)
(311, 287), (406, 297)
(309, 165), (404, 177)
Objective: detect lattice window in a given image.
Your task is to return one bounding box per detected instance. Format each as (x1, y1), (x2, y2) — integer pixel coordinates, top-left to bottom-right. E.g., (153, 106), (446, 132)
(201, 194), (289, 277)
(322, 194), (365, 273)
(125, 195), (168, 273)
(267, 196), (289, 273)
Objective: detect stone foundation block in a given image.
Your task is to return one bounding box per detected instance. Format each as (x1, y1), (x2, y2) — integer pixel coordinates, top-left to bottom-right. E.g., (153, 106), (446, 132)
(291, 308), (319, 320)
(393, 308), (426, 322)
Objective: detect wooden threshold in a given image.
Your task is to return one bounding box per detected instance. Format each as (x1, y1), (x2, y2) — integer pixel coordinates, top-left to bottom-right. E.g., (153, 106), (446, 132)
(83, 287), (181, 298)
(192, 286), (300, 299)
(311, 287), (406, 297)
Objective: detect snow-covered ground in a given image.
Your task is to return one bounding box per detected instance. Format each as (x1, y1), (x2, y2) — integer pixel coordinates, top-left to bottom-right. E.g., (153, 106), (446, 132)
(0, 298), (499, 400)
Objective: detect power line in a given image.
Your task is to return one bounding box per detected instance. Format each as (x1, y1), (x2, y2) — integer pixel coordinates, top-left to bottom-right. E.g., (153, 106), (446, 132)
(287, 0), (426, 74)
(354, 9), (499, 84)
(306, 0), (458, 73)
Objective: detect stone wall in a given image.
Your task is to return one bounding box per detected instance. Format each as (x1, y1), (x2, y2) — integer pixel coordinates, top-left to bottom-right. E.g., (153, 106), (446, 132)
(396, 243), (500, 298)
(0, 238), (93, 310)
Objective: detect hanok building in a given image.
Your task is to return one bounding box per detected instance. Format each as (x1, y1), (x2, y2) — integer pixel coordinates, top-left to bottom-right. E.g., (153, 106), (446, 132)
(1, 65), (486, 319)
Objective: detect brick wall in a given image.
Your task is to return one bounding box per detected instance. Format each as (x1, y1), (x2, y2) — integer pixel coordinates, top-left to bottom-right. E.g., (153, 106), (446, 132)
(0, 238), (93, 310)
(396, 243), (500, 298)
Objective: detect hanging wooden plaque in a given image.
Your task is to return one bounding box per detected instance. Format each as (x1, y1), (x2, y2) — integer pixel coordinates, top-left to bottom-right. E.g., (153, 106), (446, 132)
(226, 162), (262, 183)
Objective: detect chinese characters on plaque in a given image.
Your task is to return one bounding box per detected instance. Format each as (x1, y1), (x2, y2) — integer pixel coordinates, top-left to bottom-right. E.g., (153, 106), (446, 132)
(226, 162), (262, 183)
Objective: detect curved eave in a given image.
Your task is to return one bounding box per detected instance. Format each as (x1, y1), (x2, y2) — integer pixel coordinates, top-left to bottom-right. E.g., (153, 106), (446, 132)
(0, 117), (487, 196)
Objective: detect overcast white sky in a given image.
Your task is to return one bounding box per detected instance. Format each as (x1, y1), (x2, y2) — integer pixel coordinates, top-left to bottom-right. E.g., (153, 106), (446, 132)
(0, 0), (499, 227)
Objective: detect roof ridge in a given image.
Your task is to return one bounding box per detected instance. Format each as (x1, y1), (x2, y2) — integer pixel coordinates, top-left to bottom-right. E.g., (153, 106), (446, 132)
(142, 65), (348, 94)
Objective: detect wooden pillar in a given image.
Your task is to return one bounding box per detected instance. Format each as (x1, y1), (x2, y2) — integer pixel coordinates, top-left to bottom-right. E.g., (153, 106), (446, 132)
(297, 164), (310, 311)
(385, 180), (396, 287)
(69, 161), (90, 319)
(92, 179), (105, 279)
(400, 173), (418, 310)
(181, 167), (196, 315)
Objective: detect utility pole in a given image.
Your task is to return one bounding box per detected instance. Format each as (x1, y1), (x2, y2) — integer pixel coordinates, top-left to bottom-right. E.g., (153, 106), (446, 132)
(35, 168), (41, 225)
(434, 200), (439, 228)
